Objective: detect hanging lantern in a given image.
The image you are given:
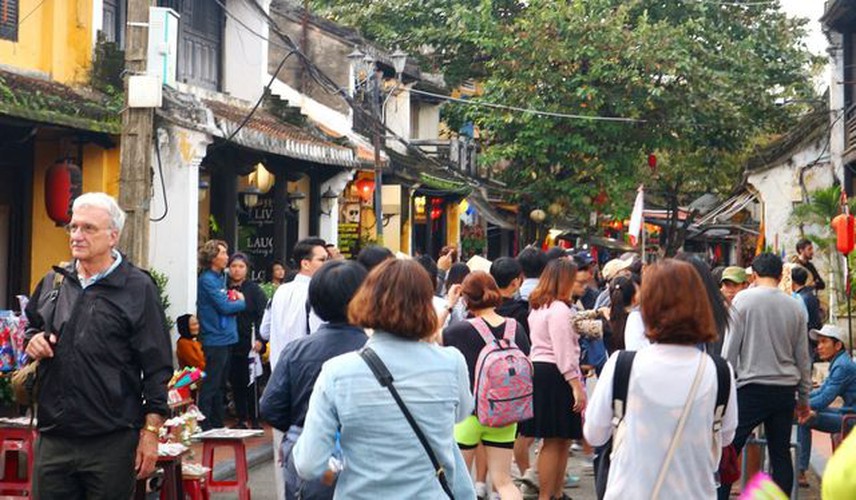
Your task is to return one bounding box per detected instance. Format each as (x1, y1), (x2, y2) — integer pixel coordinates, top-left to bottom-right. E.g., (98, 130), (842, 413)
(647, 154), (657, 172)
(45, 159), (83, 226)
(832, 214), (855, 255)
(430, 198), (443, 220)
(354, 177), (375, 202)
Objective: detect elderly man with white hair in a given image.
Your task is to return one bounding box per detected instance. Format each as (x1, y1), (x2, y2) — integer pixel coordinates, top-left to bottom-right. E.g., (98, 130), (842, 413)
(24, 192), (173, 499)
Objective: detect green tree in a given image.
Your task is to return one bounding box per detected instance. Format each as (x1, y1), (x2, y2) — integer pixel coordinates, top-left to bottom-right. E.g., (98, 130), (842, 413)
(309, 0), (822, 254)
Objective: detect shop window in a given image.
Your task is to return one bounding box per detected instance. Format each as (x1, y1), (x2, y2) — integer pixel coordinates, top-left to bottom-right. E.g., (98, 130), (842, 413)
(0, 0), (18, 42)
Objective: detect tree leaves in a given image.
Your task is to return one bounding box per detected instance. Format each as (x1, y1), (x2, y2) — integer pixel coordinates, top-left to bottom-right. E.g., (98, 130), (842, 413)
(308, 0), (821, 226)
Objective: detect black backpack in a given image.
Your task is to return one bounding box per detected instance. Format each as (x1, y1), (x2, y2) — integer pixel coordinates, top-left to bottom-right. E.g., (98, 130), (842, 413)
(594, 351), (731, 499)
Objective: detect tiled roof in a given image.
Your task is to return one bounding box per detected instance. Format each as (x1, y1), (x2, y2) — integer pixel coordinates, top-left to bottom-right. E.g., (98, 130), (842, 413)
(204, 99), (360, 167)
(0, 69), (121, 134)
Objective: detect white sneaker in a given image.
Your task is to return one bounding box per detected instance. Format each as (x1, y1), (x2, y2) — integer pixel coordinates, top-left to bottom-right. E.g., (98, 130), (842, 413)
(475, 481), (488, 500)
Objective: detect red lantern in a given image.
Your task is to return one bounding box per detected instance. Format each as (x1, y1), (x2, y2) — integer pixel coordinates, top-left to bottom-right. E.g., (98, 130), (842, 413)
(430, 198), (443, 220)
(45, 159), (83, 226)
(647, 154), (657, 172)
(354, 177), (375, 202)
(831, 214), (855, 255)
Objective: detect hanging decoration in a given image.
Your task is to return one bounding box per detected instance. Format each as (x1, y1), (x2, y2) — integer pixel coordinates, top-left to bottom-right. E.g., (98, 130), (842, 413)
(45, 159), (83, 226)
(430, 198), (443, 221)
(354, 177), (375, 203)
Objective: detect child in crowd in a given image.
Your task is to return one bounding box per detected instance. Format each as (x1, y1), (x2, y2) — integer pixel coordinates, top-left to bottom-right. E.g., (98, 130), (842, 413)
(176, 314), (206, 371)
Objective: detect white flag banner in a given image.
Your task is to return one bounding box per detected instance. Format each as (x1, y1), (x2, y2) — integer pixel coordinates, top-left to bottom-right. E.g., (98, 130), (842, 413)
(248, 350), (263, 386)
(628, 185), (644, 246)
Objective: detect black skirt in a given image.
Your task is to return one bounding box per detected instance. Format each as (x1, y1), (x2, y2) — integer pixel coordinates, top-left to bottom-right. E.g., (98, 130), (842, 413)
(530, 361), (583, 439)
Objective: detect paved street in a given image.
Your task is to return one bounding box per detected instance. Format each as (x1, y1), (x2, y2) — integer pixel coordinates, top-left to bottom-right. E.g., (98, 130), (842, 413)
(213, 441), (824, 500)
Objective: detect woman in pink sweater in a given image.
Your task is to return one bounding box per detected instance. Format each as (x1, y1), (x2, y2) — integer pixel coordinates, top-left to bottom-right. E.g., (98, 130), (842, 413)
(528, 259), (586, 500)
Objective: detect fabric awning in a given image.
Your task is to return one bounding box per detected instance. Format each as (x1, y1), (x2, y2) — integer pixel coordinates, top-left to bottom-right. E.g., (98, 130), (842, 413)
(467, 189), (516, 230)
(695, 192), (757, 226)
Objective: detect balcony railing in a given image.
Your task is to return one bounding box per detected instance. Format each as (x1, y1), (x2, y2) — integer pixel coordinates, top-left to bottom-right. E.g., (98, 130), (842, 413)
(411, 138), (486, 179)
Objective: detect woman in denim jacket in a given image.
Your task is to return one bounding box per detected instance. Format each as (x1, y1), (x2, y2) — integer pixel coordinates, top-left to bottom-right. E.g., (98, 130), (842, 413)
(293, 259), (476, 499)
(260, 260), (369, 499)
(797, 324), (856, 486)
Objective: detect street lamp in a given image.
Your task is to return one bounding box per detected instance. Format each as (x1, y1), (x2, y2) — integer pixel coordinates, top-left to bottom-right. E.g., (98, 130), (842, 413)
(391, 48), (408, 77)
(288, 191), (306, 212)
(240, 187), (262, 209)
(349, 46), (408, 246)
(320, 186), (338, 216)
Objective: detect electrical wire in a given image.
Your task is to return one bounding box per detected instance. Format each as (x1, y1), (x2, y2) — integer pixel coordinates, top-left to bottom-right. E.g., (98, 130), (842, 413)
(409, 88), (646, 123)
(692, 0), (777, 6)
(210, 48), (297, 150)
(18, 0), (48, 27)
(150, 134), (169, 222)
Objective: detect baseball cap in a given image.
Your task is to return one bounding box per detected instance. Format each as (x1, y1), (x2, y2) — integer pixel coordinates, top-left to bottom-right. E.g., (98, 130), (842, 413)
(602, 257), (634, 281)
(720, 266), (747, 284)
(809, 324), (847, 343)
(573, 251), (595, 269)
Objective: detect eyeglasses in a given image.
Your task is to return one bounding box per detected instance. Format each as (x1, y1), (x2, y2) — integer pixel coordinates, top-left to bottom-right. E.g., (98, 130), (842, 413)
(65, 223), (108, 235)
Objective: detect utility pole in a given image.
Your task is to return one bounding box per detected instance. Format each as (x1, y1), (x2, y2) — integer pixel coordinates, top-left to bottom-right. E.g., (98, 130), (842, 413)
(372, 69), (384, 246)
(118, 0), (154, 267)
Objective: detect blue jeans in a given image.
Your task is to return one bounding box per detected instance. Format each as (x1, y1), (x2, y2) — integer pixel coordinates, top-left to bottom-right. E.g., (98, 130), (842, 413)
(199, 345), (232, 429)
(281, 425), (335, 500)
(797, 409), (846, 472)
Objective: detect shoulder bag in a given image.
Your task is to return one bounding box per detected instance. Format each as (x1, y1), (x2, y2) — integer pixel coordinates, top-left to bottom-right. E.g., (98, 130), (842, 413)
(359, 347), (455, 499)
(11, 271), (64, 407)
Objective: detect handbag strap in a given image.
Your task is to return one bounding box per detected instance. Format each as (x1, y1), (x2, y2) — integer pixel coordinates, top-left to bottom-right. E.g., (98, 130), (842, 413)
(359, 347), (455, 499)
(650, 353), (706, 500)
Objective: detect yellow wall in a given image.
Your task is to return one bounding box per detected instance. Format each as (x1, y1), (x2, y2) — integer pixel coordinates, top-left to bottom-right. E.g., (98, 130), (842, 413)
(29, 138), (120, 290)
(446, 201), (460, 250)
(0, 0), (94, 84)
(30, 139), (71, 290)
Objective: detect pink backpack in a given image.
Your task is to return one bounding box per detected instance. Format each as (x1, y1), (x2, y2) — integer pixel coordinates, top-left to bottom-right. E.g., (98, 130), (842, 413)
(469, 318), (534, 427)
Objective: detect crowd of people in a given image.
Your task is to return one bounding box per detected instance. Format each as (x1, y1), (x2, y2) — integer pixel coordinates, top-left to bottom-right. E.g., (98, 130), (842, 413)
(187, 233), (856, 499)
(17, 190), (856, 499)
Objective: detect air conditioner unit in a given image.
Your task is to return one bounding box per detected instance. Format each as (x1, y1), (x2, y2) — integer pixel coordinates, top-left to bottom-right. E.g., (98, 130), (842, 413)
(147, 7), (180, 88)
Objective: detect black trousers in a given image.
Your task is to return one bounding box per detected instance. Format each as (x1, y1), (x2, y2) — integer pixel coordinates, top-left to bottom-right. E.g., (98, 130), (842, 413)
(723, 384), (798, 495)
(199, 345), (232, 429)
(33, 429), (138, 500)
(229, 352), (259, 425)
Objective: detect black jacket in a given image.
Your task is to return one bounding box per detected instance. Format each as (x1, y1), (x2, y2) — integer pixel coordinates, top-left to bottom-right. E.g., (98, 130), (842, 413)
(24, 259), (173, 437)
(496, 297), (531, 339)
(260, 323), (367, 431)
(795, 286), (823, 332)
(228, 279), (267, 357)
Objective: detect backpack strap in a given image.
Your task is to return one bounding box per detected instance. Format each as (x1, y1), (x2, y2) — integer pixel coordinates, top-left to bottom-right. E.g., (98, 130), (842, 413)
(467, 317), (498, 346)
(709, 354), (731, 433)
(501, 319), (517, 343)
(611, 351), (636, 426)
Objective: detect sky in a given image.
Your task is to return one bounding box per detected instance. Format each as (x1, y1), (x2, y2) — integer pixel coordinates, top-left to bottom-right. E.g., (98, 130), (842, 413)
(781, 0), (826, 56)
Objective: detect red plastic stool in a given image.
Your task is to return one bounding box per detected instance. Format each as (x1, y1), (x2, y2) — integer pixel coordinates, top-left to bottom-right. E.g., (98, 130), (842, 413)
(0, 427), (36, 497)
(181, 476), (210, 500)
(201, 439), (250, 500)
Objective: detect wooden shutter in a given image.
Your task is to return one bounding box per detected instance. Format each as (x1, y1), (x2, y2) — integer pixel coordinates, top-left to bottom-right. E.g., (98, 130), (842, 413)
(0, 0), (18, 42)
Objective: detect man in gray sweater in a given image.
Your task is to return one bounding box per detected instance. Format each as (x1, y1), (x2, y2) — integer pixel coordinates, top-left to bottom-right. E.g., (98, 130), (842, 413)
(721, 253), (811, 494)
